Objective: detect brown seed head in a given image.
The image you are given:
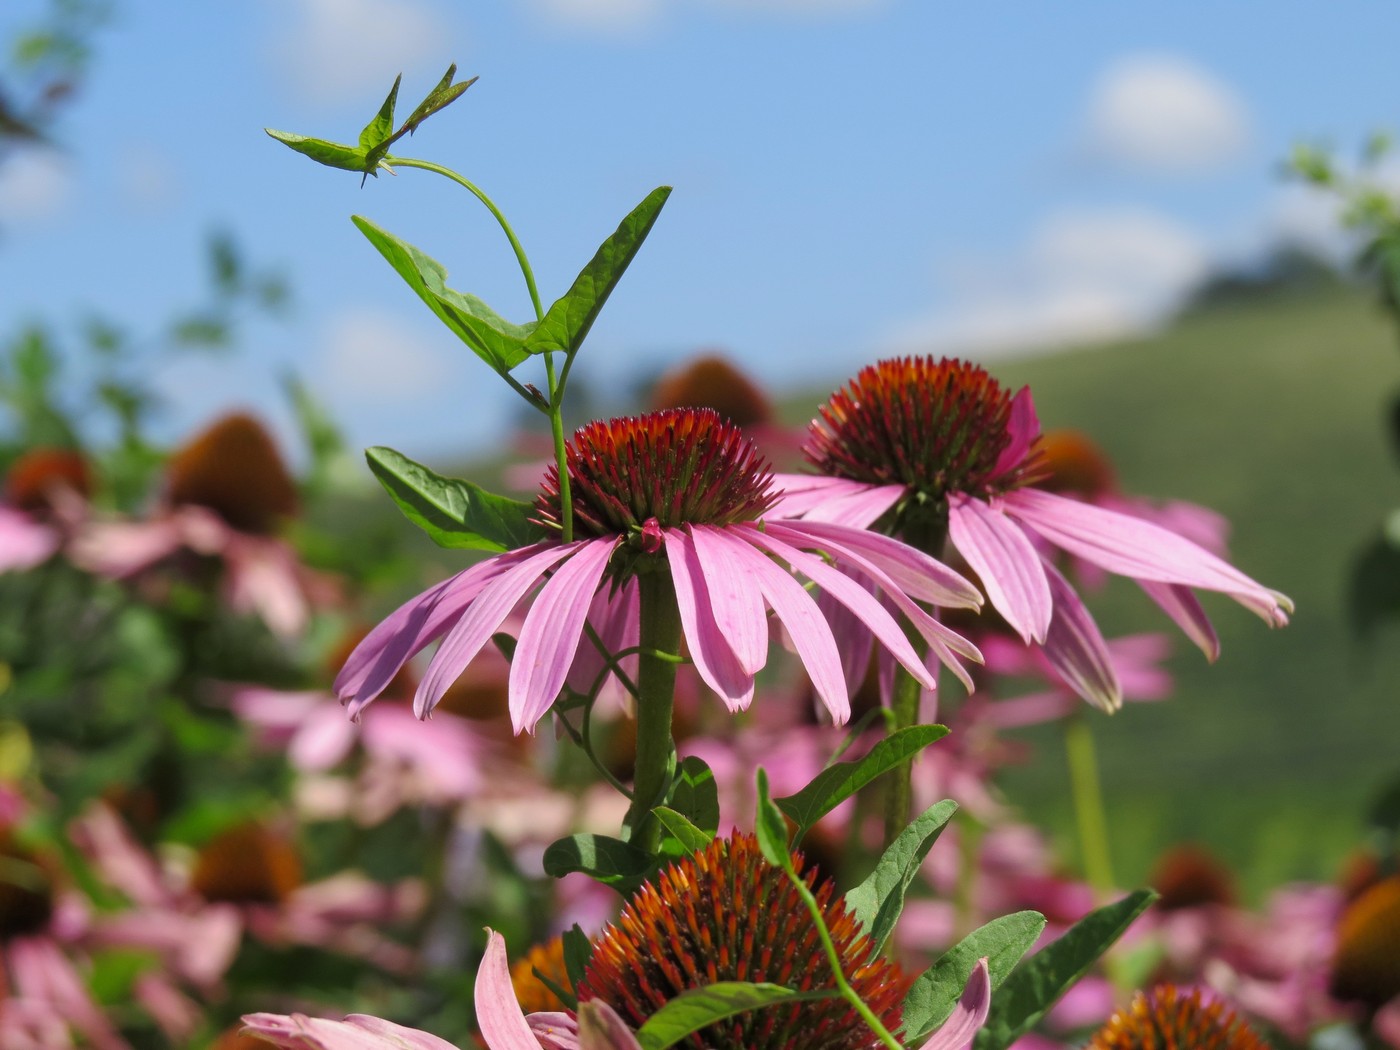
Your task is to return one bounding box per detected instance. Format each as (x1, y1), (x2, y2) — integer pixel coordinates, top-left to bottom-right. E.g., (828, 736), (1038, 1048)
(1036, 429), (1117, 499)
(190, 822), (303, 905)
(1087, 985), (1271, 1050)
(1331, 875), (1400, 1008)
(1149, 844), (1236, 911)
(4, 447), (91, 511)
(649, 353), (774, 428)
(166, 413), (298, 534)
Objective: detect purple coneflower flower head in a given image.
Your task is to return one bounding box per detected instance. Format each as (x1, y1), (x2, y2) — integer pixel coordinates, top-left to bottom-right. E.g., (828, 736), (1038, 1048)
(336, 408), (983, 732)
(774, 357), (1293, 712)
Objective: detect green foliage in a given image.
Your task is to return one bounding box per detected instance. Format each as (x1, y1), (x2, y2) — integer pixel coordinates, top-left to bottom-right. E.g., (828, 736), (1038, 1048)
(542, 833), (654, 892)
(653, 806), (712, 861)
(900, 911), (1046, 1044)
(665, 755), (719, 836)
(843, 799), (958, 952)
(365, 445), (545, 552)
(973, 890), (1156, 1050)
(754, 768), (794, 873)
(634, 983), (839, 1050)
(775, 725), (949, 841)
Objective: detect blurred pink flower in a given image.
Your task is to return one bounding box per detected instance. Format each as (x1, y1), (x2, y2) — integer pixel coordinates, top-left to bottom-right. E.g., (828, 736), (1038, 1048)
(0, 447), (91, 573)
(775, 357), (1292, 712)
(338, 409), (982, 732)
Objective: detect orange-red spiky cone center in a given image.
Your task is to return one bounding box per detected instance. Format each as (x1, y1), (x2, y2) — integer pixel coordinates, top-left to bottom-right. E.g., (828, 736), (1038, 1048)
(536, 409), (777, 538)
(578, 833), (904, 1050)
(805, 357), (1040, 500)
(1087, 986), (1271, 1050)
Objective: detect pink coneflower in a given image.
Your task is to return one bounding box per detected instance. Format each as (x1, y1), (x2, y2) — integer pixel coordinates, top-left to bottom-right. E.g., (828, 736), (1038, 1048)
(336, 408), (982, 733)
(0, 448), (91, 573)
(774, 358), (1293, 712)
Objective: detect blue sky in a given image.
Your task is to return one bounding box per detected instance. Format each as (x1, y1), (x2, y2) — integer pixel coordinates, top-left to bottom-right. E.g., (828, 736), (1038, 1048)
(1, 0), (1394, 465)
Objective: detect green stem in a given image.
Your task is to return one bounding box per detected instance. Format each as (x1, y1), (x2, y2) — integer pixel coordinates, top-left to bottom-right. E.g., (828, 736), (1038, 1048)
(622, 569), (683, 852)
(789, 870), (902, 1050)
(384, 154), (575, 542)
(1064, 711), (1115, 896)
(883, 663), (923, 846)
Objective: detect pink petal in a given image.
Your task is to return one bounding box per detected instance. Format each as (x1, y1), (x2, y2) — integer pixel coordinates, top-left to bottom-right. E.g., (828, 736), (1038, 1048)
(815, 585), (876, 696)
(566, 579), (639, 709)
(720, 527), (850, 724)
(768, 475), (905, 528)
(335, 553), (520, 713)
(989, 386), (1039, 481)
(786, 519), (983, 609)
(510, 539), (618, 733)
(475, 929), (544, 1050)
(1138, 580), (1220, 661)
(577, 1000), (642, 1050)
(667, 528), (755, 711)
(0, 506), (60, 572)
(240, 1012), (460, 1049)
(691, 525), (768, 675)
(918, 957), (991, 1050)
(743, 527), (936, 691)
(415, 544), (578, 719)
(948, 495), (1052, 644)
(1003, 488), (1292, 625)
(1040, 562), (1121, 713)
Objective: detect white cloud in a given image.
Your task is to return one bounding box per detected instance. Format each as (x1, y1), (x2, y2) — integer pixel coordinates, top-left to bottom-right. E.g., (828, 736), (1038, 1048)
(528, 0), (884, 36)
(882, 208), (1210, 359)
(268, 0), (452, 107)
(317, 309), (452, 404)
(1084, 54), (1250, 175)
(0, 148), (73, 225)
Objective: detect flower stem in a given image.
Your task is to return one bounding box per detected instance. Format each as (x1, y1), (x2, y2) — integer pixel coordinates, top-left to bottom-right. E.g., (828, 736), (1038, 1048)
(883, 662), (923, 846)
(788, 870), (903, 1050)
(623, 568), (682, 852)
(381, 154), (575, 542)
(1064, 711), (1115, 895)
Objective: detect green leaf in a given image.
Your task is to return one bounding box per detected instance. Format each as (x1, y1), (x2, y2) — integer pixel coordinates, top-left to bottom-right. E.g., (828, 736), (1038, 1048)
(635, 982), (839, 1050)
(974, 890), (1157, 1050)
(844, 799), (958, 952)
(400, 65), (477, 137)
(901, 911), (1047, 1044)
(542, 834), (654, 891)
(666, 756), (719, 835)
(754, 769), (792, 873)
(265, 128), (371, 173)
(351, 215), (535, 374)
(562, 924), (593, 992)
(523, 186), (672, 357)
(776, 725), (949, 838)
(365, 446), (544, 552)
(359, 74), (401, 153)
(653, 806), (712, 861)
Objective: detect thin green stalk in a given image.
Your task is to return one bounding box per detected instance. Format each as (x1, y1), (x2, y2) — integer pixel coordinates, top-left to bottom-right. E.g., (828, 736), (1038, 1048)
(788, 868), (902, 1050)
(883, 662), (923, 846)
(384, 154), (575, 541)
(1064, 711), (1115, 896)
(622, 569), (682, 852)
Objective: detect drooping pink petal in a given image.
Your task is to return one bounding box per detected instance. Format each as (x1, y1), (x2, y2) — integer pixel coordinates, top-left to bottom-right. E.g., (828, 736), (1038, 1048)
(1003, 488), (1292, 625)
(577, 1000), (643, 1050)
(240, 1011), (461, 1049)
(335, 552), (521, 714)
(768, 475), (906, 528)
(224, 534), (308, 637)
(415, 544), (578, 719)
(566, 578), (639, 711)
(475, 928), (547, 1050)
(1138, 580), (1220, 661)
(666, 527), (754, 711)
(917, 957), (991, 1050)
(0, 506), (60, 572)
(527, 1012), (583, 1050)
(510, 538), (618, 733)
(948, 495), (1052, 644)
(786, 519), (982, 609)
(988, 386), (1039, 481)
(10, 936), (130, 1050)
(690, 525), (768, 675)
(743, 527), (936, 691)
(1039, 562), (1121, 713)
(815, 584), (876, 696)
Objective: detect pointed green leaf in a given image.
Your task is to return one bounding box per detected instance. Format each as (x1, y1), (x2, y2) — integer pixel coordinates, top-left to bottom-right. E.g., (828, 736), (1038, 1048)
(365, 446), (545, 552)
(901, 910), (1046, 1044)
(653, 806), (712, 861)
(974, 890), (1157, 1050)
(401, 65), (477, 137)
(844, 799), (958, 952)
(265, 129), (369, 173)
(754, 769), (793, 873)
(562, 924), (593, 992)
(352, 216), (535, 373)
(542, 833), (653, 892)
(359, 74), (401, 152)
(666, 756), (719, 835)
(523, 186), (672, 357)
(776, 725), (949, 838)
(635, 983), (839, 1050)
